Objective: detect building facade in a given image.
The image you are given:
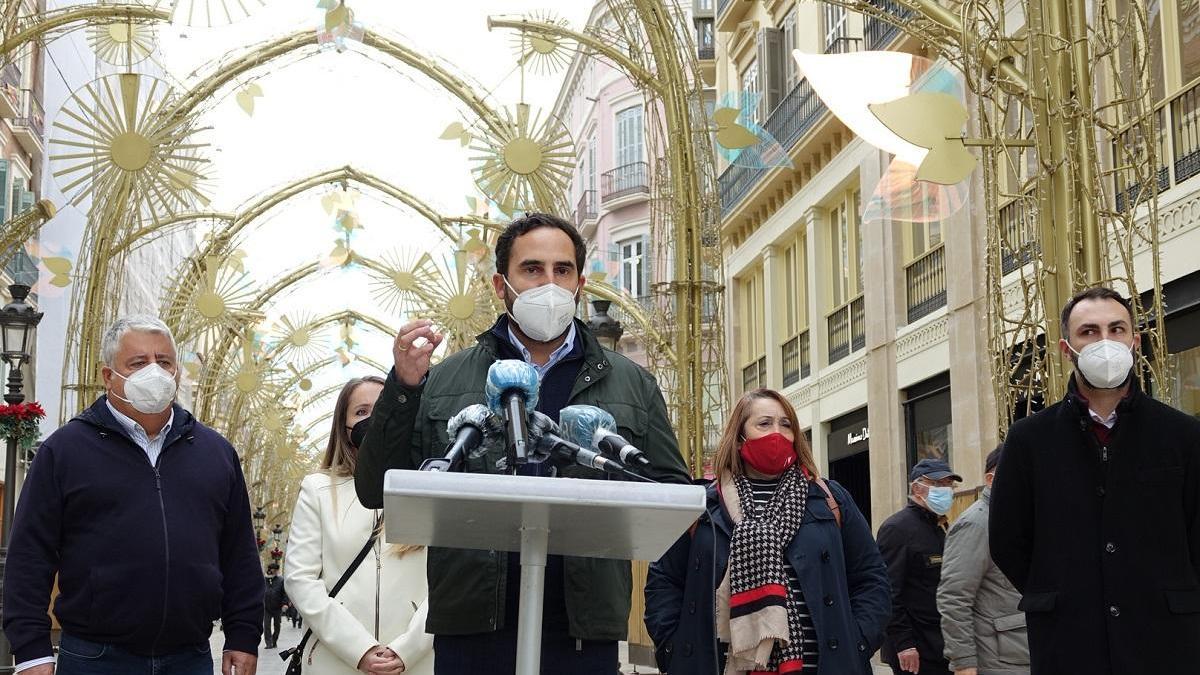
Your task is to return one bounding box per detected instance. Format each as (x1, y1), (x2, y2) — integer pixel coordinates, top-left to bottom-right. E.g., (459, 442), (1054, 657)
(716, 0), (1200, 530)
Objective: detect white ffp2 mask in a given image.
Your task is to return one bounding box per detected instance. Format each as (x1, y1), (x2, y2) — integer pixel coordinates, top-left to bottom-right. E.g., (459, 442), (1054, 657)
(504, 277), (578, 342)
(1068, 339), (1134, 389)
(112, 363), (178, 414)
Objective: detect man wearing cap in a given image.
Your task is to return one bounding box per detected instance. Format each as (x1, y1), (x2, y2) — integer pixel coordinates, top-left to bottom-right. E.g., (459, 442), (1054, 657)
(936, 446), (1029, 675)
(878, 458), (963, 675)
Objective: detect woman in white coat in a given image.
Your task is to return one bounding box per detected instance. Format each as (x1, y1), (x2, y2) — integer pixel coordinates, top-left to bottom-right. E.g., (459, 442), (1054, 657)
(285, 375), (433, 675)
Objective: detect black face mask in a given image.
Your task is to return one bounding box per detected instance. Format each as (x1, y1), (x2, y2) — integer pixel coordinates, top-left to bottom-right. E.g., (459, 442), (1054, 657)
(349, 417), (371, 449)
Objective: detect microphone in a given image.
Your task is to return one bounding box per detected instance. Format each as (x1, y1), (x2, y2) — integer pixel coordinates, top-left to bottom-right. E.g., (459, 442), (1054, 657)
(527, 411), (628, 476)
(419, 404), (501, 472)
(485, 360), (540, 471)
(560, 404), (652, 468)
(593, 427), (652, 468)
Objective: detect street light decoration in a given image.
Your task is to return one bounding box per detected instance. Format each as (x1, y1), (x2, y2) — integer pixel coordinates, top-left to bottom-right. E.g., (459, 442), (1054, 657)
(88, 16), (156, 67)
(48, 73), (210, 232)
(468, 103), (573, 215)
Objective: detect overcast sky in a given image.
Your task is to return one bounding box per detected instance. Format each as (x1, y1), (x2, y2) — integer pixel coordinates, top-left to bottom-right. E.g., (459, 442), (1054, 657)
(152, 1), (595, 449)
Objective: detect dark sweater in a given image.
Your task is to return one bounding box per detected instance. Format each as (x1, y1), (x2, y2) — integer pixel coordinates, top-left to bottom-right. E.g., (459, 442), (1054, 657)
(2, 397), (264, 662)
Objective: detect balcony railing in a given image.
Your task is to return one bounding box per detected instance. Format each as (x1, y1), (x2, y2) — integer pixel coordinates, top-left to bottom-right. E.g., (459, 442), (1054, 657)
(865, 0), (914, 50)
(905, 244), (947, 323)
(698, 45), (714, 60)
(575, 190), (597, 228)
(765, 78), (827, 155)
(14, 89), (44, 139)
(824, 36), (863, 54)
(0, 62), (20, 114)
(742, 356), (766, 393)
(717, 0), (731, 20)
(827, 294), (865, 364)
(781, 329), (811, 387)
(1173, 83), (1200, 183)
(999, 196), (1039, 275)
(601, 161), (650, 202)
(720, 79), (829, 216)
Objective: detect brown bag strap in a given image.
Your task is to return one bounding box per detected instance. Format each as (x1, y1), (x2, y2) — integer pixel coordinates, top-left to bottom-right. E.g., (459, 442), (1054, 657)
(813, 477), (842, 528)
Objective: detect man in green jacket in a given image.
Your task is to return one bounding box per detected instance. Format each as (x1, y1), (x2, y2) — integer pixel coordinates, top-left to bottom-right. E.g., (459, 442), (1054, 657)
(355, 212), (690, 674)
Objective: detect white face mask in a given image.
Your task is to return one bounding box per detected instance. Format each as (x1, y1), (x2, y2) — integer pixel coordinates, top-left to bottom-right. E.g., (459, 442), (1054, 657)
(504, 277), (578, 342)
(112, 363), (178, 414)
(1067, 339), (1134, 390)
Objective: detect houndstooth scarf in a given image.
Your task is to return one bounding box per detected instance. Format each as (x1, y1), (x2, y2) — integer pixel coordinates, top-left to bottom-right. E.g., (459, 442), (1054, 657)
(716, 466), (809, 674)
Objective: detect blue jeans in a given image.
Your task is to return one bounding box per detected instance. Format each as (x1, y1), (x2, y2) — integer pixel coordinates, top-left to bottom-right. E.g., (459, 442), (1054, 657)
(56, 634), (213, 675)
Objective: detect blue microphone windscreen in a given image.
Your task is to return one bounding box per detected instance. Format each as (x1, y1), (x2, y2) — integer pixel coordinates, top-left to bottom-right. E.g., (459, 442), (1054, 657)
(558, 405), (616, 447)
(484, 359), (540, 413)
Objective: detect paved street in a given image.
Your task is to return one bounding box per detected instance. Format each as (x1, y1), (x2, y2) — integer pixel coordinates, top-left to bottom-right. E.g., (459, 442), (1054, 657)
(209, 620), (305, 675)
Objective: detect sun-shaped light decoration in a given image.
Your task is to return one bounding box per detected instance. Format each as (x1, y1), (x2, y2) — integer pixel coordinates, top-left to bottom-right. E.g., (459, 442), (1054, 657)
(509, 10), (573, 76)
(268, 313), (328, 368)
(48, 73), (209, 232)
(88, 16), (156, 67)
(164, 253), (261, 355)
(366, 248), (441, 317)
(425, 249), (502, 351)
(469, 103), (574, 214)
(159, 0), (268, 27)
(230, 330), (276, 401)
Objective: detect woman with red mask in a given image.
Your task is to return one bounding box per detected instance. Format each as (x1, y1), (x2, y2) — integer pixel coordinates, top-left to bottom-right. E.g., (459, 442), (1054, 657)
(644, 388), (891, 675)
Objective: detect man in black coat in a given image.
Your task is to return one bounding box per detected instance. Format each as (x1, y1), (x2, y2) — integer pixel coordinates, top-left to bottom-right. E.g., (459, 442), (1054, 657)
(264, 562), (286, 649)
(990, 286), (1200, 675)
(877, 458), (962, 675)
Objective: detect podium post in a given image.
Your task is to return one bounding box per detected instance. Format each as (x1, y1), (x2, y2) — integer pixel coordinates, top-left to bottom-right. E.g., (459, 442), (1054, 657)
(383, 469), (705, 675)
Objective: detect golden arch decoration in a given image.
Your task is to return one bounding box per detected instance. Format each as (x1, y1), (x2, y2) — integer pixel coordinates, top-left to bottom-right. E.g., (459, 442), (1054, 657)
(63, 25), (560, 416)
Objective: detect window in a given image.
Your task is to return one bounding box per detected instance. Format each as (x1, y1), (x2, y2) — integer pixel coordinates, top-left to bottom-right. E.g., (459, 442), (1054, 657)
(828, 189), (863, 309)
(587, 135), (596, 195)
(615, 105), (644, 168)
(739, 266), (767, 391)
(697, 18), (714, 52)
(781, 8), (799, 91)
(782, 233), (808, 337)
(741, 59), (760, 123)
(823, 2), (849, 53)
(619, 237), (646, 297)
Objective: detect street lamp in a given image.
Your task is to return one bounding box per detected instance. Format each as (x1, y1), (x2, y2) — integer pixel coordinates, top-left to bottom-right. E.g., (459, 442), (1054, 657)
(253, 506), (266, 552)
(587, 299), (624, 351)
(0, 284), (43, 674)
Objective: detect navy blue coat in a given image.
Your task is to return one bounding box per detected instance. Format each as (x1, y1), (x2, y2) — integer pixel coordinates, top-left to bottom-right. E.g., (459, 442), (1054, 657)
(2, 397), (264, 663)
(644, 478), (891, 674)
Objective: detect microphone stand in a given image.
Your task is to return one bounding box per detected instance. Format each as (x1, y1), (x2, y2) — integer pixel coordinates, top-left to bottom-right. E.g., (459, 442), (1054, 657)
(419, 443), (467, 472)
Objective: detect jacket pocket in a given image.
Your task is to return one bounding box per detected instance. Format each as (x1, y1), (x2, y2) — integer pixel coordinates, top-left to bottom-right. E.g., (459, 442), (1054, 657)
(1017, 591), (1057, 613)
(991, 612), (1029, 665)
(992, 612), (1027, 632)
(88, 564), (145, 636)
(1165, 589), (1200, 613)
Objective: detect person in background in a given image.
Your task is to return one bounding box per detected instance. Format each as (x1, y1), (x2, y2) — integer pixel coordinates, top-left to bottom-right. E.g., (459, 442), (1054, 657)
(264, 563), (286, 649)
(644, 388), (891, 675)
(286, 375), (433, 675)
(878, 458), (963, 675)
(936, 446), (1029, 675)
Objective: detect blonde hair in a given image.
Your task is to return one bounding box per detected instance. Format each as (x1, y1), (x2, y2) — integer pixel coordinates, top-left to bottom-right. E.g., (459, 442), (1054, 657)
(712, 388), (819, 482)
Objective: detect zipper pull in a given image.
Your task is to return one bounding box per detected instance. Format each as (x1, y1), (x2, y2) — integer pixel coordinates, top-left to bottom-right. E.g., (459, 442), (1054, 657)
(153, 467), (162, 490)
(1101, 446), (1109, 462)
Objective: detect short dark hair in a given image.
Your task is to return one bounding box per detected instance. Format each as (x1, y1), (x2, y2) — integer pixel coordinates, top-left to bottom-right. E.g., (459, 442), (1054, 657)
(1060, 287), (1134, 337)
(985, 444), (1003, 474)
(494, 212), (586, 277)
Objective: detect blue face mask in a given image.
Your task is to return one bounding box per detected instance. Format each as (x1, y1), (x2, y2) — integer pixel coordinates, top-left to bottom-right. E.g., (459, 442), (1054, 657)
(925, 486), (954, 515)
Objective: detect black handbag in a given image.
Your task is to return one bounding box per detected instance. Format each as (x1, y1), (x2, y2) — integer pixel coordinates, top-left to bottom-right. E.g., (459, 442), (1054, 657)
(279, 514), (383, 674)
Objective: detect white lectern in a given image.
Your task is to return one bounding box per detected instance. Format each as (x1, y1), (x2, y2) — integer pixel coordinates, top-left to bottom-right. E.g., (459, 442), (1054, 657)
(383, 469), (706, 675)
